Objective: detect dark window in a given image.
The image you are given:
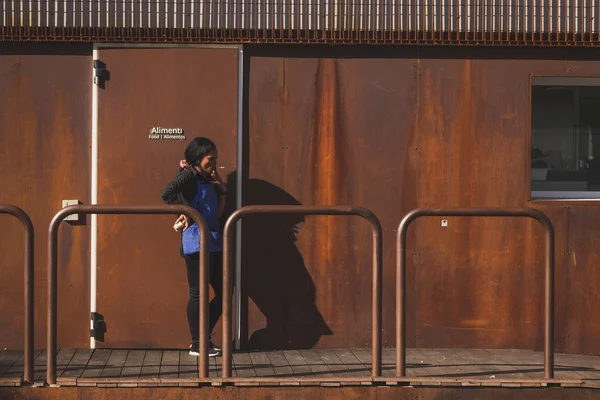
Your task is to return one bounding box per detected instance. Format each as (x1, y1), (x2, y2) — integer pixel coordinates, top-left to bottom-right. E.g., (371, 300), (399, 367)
(531, 77), (600, 199)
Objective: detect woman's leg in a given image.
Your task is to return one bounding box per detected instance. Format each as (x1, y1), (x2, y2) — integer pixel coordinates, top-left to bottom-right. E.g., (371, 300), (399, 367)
(184, 253), (200, 345)
(208, 251), (224, 340)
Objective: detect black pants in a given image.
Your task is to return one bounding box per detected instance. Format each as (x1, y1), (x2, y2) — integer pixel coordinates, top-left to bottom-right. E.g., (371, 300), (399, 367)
(184, 251), (223, 344)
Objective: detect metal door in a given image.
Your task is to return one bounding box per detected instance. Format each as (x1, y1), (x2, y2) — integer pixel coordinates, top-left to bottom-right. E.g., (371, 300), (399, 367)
(93, 45), (239, 348)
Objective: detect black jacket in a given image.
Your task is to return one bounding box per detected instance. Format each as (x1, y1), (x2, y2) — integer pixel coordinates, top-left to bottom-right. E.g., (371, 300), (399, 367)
(161, 167), (213, 206)
(161, 167), (215, 257)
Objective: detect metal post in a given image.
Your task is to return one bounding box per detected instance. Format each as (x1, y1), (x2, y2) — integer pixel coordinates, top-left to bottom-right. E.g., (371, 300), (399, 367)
(235, 44), (244, 352)
(545, 220), (555, 379)
(46, 204), (209, 385)
(222, 205), (383, 378)
(0, 205), (34, 384)
(222, 216), (235, 378)
(396, 207), (555, 379)
(396, 217), (406, 377)
(371, 211), (383, 378)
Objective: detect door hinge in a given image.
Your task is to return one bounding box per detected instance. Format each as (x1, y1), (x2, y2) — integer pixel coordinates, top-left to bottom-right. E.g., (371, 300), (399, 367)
(93, 60), (108, 86)
(90, 312), (106, 342)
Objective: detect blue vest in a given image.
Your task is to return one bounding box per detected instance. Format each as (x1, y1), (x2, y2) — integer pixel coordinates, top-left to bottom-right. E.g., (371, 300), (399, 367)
(181, 182), (222, 254)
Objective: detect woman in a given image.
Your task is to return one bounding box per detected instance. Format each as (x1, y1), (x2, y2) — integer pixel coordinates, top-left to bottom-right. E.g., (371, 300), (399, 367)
(161, 137), (227, 357)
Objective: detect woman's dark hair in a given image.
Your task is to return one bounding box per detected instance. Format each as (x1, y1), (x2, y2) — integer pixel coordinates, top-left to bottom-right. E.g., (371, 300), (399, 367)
(185, 137), (217, 166)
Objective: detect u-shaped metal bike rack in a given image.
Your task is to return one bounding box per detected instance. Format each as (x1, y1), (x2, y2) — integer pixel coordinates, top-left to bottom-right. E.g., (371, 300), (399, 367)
(396, 207), (555, 379)
(46, 204), (209, 385)
(0, 205), (34, 384)
(220, 205), (384, 378)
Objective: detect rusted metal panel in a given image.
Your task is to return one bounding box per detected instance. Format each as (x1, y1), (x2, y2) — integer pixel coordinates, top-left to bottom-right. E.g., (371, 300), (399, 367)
(240, 55), (289, 350)
(2, 386), (600, 399)
(564, 205), (600, 355)
(244, 47), (600, 354)
(246, 51), (418, 349)
(413, 56), (542, 351)
(3, 43), (600, 359)
(396, 208), (556, 379)
(413, 52), (600, 354)
(1, 1), (600, 46)
(529, 204), (570, 351)
(528, 204), (570, 354)
(0, 45), (92, 350)
(221, 205), (384, 377)
(414, 56), (537, 350)
(96, 47), (238, 348)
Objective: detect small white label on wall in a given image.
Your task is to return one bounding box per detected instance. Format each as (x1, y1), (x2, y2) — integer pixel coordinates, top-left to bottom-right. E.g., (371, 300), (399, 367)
(149, 127), (186, 140)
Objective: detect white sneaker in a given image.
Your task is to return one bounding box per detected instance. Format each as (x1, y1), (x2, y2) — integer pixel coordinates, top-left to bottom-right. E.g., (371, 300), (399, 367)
(189, 343), (220, 357)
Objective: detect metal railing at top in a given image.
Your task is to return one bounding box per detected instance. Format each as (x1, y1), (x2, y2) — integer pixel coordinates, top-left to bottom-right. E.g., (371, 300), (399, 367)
(45, 204), (209, 385)
(220, 205), (384, 378)
(395, 207), (555, 379)
(0, 205), (34, 384)
(1, 1), (599, 45)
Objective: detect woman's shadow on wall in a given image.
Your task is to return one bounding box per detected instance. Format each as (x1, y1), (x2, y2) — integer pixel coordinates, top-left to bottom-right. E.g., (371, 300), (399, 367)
(222, 173), (332, 350)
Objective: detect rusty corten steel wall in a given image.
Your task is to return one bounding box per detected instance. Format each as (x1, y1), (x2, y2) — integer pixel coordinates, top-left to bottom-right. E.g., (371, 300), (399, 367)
(244, 45), (600, 355)
(3, 43), (600, 356)
(0, 43), (92, 349)
(95, 47), (238, 348)
(243, 49), (417, 349)
(2, 387), (599, 400)
(410, 49), (600, 354)
(534, 202), (600, 355)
